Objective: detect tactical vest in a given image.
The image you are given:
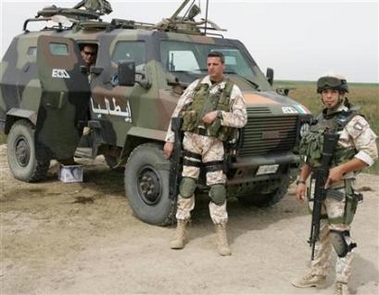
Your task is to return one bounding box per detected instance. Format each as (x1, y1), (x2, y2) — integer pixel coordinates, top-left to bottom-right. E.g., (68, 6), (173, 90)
(299, 108), (359, 168)
(181, 78), (234, 141)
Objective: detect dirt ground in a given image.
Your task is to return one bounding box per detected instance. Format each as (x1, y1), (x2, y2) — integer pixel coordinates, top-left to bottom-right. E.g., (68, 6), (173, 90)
(1, 143), (378, 295)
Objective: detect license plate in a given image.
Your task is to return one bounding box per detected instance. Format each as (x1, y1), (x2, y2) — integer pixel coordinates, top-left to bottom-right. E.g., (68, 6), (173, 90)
(256, 164), (279, 175)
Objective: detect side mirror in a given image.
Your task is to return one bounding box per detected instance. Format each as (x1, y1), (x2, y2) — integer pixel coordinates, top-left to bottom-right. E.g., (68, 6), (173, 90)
(118, 61), (136, 87)
(266, 67), (274, 86)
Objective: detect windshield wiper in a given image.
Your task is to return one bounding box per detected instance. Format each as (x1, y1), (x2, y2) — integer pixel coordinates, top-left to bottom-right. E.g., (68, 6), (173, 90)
(225, 73), (260, 90)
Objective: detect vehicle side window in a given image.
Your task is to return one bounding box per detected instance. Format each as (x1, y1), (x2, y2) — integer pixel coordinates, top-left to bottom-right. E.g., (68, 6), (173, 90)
(27, 47), (37, 56)
(112, 41), (146, 66)
(49, 43), (69, 56)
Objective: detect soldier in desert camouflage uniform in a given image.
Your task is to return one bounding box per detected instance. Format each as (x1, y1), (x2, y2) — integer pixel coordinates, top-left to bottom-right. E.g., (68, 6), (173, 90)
(292, 73), (378, 295)
(163, 51), (247, 256)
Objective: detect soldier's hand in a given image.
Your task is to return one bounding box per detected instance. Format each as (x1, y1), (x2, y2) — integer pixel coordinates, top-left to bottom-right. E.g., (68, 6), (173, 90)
(295, 184), (306, 202)
(202, 111), (218, 124)
(325, 166), (344, 188)
(163, 142), (174, 159)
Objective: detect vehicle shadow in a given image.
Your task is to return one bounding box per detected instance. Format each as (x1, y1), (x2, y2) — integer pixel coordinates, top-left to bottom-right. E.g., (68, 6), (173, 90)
(184, 187), (310, 244)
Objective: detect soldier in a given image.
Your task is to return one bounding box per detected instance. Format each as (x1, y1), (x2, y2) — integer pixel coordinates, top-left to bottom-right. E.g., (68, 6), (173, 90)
(79, 43), (97, 141)
(163, 51), (247, 256)
(80, 44), (97, 68)
(292, 73), (378, 295)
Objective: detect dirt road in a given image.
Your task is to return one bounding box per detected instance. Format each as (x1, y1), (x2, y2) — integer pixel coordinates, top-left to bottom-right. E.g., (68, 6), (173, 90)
(1, 144), (378, 295)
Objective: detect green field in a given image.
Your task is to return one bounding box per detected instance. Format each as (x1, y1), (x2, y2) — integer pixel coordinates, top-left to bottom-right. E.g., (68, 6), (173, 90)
(1, 81), (378, 174)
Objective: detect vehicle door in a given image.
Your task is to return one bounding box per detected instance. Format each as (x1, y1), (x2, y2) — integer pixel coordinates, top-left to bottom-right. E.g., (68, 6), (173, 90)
(36, 35), (90, 161)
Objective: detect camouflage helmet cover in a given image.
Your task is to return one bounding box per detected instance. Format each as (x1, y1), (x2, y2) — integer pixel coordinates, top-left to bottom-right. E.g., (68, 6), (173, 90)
(316, 73), (349, 93)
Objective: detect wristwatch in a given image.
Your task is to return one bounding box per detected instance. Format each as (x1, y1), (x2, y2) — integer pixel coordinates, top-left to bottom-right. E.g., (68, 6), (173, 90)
(217, 110), (223, 119)
(296, 179), (306, 185)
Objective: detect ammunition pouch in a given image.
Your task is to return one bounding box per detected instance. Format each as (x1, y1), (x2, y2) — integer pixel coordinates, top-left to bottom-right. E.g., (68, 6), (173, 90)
(208, 118), (222, 137)
(181, 110), (198, 132)
(299, 130), (324, 167)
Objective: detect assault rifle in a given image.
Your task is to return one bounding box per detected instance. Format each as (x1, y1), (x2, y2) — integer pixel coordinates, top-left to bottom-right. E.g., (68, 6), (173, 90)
(169, 117), (184, 200)
(308, 131), (340, 260)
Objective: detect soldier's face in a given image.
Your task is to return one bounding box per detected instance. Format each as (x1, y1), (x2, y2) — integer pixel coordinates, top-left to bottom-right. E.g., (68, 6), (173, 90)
(321, 89), (342, 108)
(207, 57), (225, 83)
(81, 46), (96, 66)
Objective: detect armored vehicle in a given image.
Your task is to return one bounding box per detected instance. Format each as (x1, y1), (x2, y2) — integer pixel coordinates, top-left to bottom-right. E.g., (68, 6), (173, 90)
(0, 0), (312, 225)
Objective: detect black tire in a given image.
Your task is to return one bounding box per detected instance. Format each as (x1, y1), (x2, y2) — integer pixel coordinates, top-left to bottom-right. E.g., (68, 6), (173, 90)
(124, 143), (175, 226)
(237, 175), (291, 207)
(7, 120), (49, 182)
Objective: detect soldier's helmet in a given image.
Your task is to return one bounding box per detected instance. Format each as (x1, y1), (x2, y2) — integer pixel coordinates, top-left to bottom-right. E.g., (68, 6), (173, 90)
(316, 73), (349, 93)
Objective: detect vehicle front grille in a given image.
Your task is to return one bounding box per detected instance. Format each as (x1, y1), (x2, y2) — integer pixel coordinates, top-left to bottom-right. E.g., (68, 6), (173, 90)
(239, 110), (298, 157)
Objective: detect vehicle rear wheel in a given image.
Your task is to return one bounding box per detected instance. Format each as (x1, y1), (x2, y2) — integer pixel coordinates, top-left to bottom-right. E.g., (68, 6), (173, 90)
(124, 143), (175, 226)
(7, 120), (49, 182)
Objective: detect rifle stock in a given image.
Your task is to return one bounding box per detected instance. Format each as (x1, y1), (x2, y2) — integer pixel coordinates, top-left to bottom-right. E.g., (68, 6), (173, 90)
(169, 117), (184, 200)
(308, 131), (340, 260)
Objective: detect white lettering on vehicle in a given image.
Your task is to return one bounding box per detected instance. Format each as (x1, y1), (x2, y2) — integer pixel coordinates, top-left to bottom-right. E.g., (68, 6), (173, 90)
(91, 97), (132, 122)
(52, 69), (70, 78)
(282, 106), (298, 114)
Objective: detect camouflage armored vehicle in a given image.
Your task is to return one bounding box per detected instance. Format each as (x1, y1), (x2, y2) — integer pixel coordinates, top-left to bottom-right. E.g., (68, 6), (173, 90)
(0, 0), (312, 225)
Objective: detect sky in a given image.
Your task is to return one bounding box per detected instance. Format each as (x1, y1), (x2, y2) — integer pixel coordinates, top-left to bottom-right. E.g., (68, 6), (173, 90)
(0, 0), (378, 83)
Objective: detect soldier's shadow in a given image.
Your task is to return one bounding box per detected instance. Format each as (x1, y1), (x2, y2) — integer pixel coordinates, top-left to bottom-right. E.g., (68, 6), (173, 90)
(349, 254), (379, 293)
(322, 253), (379, 293)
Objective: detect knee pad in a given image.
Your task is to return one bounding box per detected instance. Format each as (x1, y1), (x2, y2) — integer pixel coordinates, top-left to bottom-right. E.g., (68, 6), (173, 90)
(179, 177), (197, 198)
(209, 184), (226, 205)
(329, 229), (357, 257)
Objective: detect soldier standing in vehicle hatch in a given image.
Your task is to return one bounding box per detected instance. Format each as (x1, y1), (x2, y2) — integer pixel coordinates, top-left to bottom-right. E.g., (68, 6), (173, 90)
(163, 51), (247, 256)
(80, 44), (97, 70)
(292, 73), (378, 295)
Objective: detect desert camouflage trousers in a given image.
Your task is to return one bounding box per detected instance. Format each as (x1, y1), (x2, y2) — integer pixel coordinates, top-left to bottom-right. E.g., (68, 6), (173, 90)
(308, 186), (356, 284)
(175, 132), (228, 224)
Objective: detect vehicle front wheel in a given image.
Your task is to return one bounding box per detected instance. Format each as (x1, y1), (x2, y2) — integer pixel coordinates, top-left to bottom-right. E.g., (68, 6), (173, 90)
(7, 120), (49, 182)
(124, 143), (175, 226)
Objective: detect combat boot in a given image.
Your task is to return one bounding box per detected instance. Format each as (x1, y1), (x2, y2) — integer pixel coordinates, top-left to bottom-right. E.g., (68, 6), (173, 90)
(292, 272), (327, 288)
(215, 222), (231, 256)
(334, 282), (350, 295)
(170, 219), (188, 249)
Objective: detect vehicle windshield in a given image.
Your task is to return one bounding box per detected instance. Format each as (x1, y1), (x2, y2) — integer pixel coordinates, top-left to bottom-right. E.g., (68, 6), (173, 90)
(160, 41), (259, 84)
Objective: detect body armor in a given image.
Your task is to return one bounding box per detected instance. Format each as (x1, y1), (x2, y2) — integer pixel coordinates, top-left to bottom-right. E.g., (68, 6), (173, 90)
(181, 79), (234, 141)
(299, 108), (358, 168)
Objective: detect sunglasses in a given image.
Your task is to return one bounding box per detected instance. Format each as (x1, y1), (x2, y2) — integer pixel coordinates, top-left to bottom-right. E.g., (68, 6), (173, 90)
(83, 51), (96, 56)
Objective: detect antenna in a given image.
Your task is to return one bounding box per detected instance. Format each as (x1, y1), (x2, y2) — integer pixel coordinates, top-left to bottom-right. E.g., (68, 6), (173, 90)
(204, 0), (209, 34)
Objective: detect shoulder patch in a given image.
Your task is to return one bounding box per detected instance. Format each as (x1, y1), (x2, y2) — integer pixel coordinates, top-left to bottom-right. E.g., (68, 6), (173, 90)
(346, 115), (369, 138)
